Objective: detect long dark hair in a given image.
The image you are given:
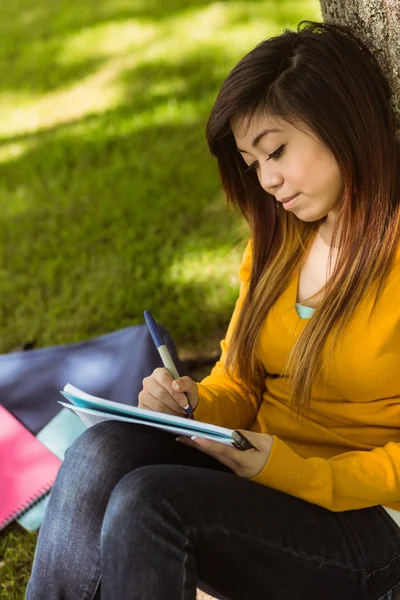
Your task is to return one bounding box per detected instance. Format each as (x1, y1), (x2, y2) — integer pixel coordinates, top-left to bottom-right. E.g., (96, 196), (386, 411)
(206, 20), (400, 419)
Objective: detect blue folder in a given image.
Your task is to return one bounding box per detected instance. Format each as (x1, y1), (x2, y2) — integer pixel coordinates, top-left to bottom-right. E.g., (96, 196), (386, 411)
(17, 408), (86, 531)
(1, 323), (187, 531)
(0, 324), (187, 435)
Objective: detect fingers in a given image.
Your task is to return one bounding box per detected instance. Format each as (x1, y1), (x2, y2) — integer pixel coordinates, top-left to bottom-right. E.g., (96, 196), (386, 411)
(172, 376), (199, 408)
(140, 397), (186, 416)
(138, 368), (188, 416)
(153, 368), (192, 409)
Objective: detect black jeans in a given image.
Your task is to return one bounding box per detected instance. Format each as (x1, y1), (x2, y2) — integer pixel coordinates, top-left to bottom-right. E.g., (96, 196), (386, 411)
(26, 421), (400, 599)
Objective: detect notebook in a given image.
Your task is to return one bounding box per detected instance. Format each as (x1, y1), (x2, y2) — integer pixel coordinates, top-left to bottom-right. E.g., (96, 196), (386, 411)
(60, 383), (238, 445)
(16, 408), (86, 531)
(0, 405), (62, 531)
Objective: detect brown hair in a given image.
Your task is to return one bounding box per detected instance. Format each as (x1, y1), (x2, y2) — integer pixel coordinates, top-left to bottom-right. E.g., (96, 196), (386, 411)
(205, 20), (400, 419)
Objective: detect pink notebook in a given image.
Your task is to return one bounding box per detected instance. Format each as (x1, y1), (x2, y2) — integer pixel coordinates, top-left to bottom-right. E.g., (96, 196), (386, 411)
(0, 405), (62, 531)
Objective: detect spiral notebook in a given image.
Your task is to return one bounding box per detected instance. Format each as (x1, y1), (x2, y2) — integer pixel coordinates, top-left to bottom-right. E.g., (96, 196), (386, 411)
(0, 405), (62, 531)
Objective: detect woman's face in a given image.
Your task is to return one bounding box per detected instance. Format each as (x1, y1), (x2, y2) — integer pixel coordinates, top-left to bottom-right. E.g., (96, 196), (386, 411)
(231, 112), (344, 224)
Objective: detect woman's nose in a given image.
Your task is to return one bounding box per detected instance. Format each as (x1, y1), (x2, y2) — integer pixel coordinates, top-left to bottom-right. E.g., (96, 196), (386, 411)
(259, 166), (282, 195)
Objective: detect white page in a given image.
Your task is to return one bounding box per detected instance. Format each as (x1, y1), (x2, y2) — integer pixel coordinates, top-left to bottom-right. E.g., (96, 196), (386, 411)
(61, 383), (234, 440)
(59, 402), (235, 445)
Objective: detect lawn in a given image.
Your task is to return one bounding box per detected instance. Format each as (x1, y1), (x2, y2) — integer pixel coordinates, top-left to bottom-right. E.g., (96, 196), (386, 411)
(0, 0), (321, 597)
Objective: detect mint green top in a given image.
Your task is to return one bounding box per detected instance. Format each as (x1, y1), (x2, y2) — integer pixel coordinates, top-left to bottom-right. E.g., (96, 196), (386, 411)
(295, 303), (315, 319)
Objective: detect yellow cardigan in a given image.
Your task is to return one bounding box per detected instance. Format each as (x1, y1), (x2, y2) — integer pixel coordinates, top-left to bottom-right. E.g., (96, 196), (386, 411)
(194, 239), (400, 513)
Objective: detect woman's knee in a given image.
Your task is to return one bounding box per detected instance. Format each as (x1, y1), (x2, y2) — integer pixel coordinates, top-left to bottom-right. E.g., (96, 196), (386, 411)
(65, 420), (125, 457)
(102, 464), (190, 534)
(101, 465), (174, 542)
(50, 422), (137, 506)
(62, 420), (129, 475)
(103, 466), (156, 516)
(61, 421), (164, 486)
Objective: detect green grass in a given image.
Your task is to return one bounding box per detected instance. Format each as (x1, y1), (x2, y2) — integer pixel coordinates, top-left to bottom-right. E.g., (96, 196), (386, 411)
(0, 0), (322, 597)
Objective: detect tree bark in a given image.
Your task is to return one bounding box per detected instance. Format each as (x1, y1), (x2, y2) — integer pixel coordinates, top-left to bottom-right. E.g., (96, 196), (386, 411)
(319, 0), (400, 139)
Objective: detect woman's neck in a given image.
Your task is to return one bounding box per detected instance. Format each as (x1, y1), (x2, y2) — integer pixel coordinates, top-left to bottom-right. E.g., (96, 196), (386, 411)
(318, 217), (342, 249)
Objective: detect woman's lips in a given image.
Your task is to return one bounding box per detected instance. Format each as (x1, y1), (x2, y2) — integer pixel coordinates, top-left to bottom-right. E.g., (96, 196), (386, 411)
(282, 194), (300, 209)
(280, 193), (298, 203)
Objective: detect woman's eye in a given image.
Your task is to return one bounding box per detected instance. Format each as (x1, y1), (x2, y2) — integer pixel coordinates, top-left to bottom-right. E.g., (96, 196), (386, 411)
(244, 144), (285, 174)
(267, 144), (285, 161)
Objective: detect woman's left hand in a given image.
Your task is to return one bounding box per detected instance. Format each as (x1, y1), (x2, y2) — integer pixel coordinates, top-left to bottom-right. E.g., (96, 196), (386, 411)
(176, 430), (274, 479)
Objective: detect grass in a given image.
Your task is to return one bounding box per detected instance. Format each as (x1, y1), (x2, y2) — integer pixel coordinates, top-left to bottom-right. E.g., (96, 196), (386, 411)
(0, 0), (322, 597)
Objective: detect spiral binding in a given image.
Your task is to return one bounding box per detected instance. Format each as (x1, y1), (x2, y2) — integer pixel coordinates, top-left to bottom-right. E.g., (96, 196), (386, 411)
(0, 479), (55, 531)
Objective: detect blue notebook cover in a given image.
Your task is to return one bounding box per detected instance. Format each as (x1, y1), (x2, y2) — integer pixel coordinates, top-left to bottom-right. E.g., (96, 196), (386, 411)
(17, 408), (86, 531)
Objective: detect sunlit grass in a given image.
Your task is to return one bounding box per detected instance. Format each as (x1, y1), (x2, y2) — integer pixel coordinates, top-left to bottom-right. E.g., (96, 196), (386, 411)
(0, 1), (315, 137)
(0, 140), (37, 165)
(57, 20), (157, 62)
(0, 0), (322, 354)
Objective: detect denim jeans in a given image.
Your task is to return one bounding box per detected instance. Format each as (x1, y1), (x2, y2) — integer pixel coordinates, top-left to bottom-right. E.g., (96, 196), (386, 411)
(26, 421), (400, 600)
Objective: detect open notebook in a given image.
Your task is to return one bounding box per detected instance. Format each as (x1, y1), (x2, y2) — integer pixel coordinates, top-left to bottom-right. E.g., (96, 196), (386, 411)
(60, 383), (238, 446)
(0, 406), (62, 531)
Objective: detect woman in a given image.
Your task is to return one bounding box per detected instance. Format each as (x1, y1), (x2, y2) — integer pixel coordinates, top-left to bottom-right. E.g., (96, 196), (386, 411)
(26, 20), (400, 600)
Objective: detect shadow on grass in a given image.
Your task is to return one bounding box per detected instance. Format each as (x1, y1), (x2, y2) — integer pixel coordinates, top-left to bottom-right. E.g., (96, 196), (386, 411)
(0, 46), (228, 145)
(0, 0), (315, 96)
(0, 46), (251, 354)
(0, 0), (274, 95)
(0, 1), (321, 353)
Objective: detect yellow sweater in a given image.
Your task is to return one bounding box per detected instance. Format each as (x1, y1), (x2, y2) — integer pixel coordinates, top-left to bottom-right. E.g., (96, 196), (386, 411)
(194, 239), (400, 513)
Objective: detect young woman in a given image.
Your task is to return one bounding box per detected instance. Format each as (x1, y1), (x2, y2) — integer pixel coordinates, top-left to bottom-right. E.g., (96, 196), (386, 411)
(26, 20), (400, 600)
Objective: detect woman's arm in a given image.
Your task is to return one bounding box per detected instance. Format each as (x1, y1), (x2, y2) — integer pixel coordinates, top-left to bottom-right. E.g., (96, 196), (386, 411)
(194, 239), (263, 431)
(251, 435), (400, 511)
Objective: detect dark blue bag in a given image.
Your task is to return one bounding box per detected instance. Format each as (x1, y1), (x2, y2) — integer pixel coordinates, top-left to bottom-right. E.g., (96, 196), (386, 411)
(0, 324), (188, 435)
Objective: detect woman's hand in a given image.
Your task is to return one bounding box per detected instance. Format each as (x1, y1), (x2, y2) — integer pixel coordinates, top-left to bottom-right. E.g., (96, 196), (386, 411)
(176, 430), (274, 479)
(138, 368), (199, 417)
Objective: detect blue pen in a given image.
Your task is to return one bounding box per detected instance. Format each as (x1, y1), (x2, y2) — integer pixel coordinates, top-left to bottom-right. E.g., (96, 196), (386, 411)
(144, 310), (194, 419)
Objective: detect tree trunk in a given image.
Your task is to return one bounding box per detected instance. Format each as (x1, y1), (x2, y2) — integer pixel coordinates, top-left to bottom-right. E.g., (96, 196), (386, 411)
(319, 0), (400, 138)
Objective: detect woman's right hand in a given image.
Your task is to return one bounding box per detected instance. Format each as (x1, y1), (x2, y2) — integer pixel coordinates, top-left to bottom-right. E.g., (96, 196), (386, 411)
(138, 367), (199, 416)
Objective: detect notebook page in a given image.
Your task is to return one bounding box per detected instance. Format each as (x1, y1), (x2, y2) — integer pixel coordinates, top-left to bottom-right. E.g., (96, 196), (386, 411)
(59, 402), (235, 445)
(61, 383), (234, 440)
